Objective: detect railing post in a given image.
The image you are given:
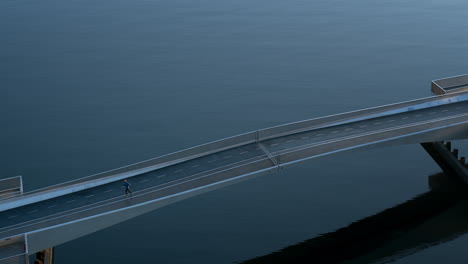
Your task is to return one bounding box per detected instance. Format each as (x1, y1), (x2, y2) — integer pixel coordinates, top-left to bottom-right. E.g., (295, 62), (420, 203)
(445, 141), (452, 151)
(453, 149), (459, 158)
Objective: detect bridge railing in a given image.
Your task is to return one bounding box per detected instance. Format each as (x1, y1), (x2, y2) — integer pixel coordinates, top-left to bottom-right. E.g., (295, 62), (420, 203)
(0, 176), (23, 201)
(5, 91), (468, 201)
(18, 132), (256, 196)
(257, 90), (468, 141)
(432, 74), (468, 95)
(0, 254), (28, 264)
(0, 234), (27, 264)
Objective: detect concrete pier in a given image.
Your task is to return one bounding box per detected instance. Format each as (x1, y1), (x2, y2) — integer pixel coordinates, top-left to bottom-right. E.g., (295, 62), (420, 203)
(32, 248), (54, 264)
(421, 141), (468, 185)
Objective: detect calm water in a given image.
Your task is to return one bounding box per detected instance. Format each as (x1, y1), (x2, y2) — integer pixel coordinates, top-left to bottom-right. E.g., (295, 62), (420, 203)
(1, 0), (468, 263)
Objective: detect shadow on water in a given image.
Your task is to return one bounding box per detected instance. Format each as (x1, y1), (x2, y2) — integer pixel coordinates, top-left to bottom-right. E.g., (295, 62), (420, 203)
(240, 171), (468, 264)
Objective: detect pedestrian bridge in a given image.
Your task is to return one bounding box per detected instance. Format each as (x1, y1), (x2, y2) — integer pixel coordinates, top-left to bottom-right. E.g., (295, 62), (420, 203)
(1, 77), (468, 263)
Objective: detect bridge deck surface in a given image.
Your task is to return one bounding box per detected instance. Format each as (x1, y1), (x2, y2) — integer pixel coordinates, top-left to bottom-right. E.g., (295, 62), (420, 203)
(0, 100), (467, 243)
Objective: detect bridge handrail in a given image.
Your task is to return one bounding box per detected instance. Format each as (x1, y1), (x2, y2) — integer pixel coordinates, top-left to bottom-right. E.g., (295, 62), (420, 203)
(0, 176), (23, 201)
(257, 91), (468, 140)
(0, 176), (22, 190)
(19, 132), (256, 195)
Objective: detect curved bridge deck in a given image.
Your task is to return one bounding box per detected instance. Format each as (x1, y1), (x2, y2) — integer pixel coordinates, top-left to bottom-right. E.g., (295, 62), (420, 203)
(1, 91), (467, 257)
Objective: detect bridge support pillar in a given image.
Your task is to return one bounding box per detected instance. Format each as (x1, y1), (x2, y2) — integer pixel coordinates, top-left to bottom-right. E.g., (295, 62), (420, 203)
(421, 141), (468, 186)
(31, 248), (54, 264)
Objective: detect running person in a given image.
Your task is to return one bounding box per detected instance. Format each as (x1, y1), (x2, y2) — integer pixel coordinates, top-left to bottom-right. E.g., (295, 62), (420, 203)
(123, 179), (132, 197)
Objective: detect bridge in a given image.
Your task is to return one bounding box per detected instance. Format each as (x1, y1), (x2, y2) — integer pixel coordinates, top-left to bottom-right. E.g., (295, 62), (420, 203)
(1, 75), (468, 263)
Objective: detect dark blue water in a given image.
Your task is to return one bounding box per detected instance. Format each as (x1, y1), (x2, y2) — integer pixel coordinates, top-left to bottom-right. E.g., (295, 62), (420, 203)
(2, 0), (468, 263)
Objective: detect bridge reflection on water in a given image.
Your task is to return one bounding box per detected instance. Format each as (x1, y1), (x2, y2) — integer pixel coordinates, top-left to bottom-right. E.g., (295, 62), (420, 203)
(241, 170), (468, 264)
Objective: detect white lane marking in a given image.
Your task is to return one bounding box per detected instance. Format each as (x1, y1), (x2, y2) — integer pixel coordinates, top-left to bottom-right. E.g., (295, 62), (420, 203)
(359, 125), (367, 128)
(316, 134), (325, 136)
(139, 179), (149, 183)
(240, 151), (249, 155)
(286, 140), (295, 143)
(27, 210), (38, 214)
(331, 131), (339, 133)
(373, 122), (382, 125)
(456, 107), (462, 109)
(301, 137), (309, 139)
(104, 189), (113, 193)
(157, 174), (166, 178)
(442, 109), (449, 112)
(429, 112), (436, 115)
(345, 128), (353, 131)
(8, 215), (17, 219)
(387, 120), (395, 122)
(66, 200), (76, 203)
(85, 195), (94, 198)
(402, 117), (409, 120)
(175, 169), (183, 173)
(48, 205), (57, 208)
(415, 115), (422, 117)
(191, 165), (200, 168)
(208, 159), (217, 163)
(271, 143), (279, 147)
(223, 155), (232, 159)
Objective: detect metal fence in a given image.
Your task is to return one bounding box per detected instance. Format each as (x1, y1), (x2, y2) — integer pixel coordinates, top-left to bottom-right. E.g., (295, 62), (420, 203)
(0, 254), (28, 264)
